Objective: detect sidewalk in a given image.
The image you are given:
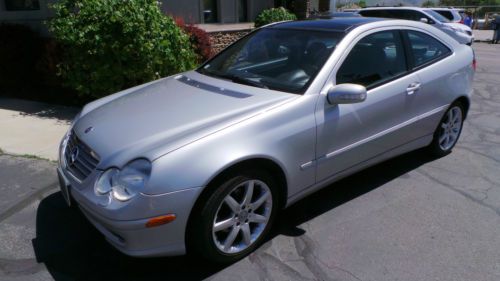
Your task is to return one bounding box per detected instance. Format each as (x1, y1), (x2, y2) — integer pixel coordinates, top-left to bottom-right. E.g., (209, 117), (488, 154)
(473, 29), (494, 42)
(0, 98), (78, 161)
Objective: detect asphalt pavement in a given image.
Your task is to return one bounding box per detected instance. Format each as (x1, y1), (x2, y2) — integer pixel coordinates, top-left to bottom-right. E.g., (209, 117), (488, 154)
(0, 43), (499, 281)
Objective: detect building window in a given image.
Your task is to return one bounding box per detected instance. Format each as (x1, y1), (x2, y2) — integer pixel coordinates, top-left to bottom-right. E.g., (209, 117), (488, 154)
(203, 0), (218, 23)
(5, 0), (40, 11)
(238, 0), (247, 22)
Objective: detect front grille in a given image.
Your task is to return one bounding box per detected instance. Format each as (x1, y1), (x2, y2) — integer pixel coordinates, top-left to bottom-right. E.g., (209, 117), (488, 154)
(64, 131), (99, 181)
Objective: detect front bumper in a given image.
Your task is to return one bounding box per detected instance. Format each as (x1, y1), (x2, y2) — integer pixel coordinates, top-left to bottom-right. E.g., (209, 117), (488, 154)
(57, 166), (202, 257)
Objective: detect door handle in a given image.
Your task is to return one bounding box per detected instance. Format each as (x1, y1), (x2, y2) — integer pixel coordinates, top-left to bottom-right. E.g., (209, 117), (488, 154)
(406, 82), (421, 95)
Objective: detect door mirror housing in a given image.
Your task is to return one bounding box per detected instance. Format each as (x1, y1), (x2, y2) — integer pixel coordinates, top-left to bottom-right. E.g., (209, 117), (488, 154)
(327, 84), (367, 105)
(420, 18), (429, 24)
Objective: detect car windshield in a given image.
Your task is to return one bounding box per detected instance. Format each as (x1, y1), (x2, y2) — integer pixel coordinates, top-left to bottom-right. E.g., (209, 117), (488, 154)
(425, 9), (451, 23)
(197, 28), (344, 94)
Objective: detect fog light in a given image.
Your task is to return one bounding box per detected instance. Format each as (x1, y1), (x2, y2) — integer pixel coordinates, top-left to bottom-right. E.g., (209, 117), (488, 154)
(145, 214), (176, 228)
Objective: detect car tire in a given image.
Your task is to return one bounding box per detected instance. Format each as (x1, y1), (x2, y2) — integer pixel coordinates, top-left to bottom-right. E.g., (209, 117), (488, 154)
(428, 102), (465, 157)
(188, 170), (278, 263)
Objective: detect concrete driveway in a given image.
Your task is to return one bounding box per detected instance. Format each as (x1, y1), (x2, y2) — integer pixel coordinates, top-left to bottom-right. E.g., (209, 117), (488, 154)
(0, 43), (499, 281)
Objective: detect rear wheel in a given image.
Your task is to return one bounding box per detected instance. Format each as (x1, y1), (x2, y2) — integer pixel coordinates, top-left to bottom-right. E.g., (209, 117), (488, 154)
(188, 170), (278, 263)
(428, 103), (464, 157)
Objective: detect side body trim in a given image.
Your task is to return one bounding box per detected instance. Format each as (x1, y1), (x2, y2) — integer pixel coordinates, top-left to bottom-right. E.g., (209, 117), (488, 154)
(317, 104), (448, 162)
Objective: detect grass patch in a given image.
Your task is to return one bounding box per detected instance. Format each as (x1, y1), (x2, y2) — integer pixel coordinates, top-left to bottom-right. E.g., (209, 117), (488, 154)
(19, 154), (57, 163)
(0, 149), (56, 163)
(21, 154), (50, 161)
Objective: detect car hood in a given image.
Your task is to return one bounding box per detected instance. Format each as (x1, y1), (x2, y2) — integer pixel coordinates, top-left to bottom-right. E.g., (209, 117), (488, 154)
(444, 22), (472, 32)
(73, 71), (297, 168)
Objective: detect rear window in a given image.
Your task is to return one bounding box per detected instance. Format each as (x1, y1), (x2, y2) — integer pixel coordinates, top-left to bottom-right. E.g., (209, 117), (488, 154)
(425, 9), (451, 22)
(435, 10), (454, 21)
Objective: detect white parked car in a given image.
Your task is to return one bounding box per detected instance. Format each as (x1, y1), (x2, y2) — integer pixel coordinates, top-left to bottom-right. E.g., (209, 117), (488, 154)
(359, 7), (474, 45)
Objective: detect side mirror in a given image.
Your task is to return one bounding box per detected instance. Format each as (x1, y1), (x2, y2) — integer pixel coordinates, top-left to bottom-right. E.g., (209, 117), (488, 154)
(420, 18), (429, 24)
(327, 83), (367, 105)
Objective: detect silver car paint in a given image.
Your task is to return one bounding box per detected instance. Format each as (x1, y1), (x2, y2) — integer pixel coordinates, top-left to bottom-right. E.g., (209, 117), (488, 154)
(60, 19), (474, 257)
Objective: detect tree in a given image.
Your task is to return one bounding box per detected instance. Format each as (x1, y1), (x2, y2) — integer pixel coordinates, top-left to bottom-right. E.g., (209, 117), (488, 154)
(422, 0), (436, 7)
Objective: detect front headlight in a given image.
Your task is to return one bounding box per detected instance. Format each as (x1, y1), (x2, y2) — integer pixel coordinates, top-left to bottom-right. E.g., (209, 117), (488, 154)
(94, 159), (152, 202)
(449, 26), (466, 34)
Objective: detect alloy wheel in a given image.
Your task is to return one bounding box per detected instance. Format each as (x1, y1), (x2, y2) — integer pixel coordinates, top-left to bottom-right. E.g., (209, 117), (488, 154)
(438, 106), (463, 151)
(212, 179), (273, 254)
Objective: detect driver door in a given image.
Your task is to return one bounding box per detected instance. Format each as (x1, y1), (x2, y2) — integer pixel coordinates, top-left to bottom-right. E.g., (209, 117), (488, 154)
(315, 30), (422, 183)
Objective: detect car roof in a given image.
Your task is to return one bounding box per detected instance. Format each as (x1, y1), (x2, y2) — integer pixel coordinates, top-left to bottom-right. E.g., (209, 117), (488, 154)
(362, 7), (427, 11)
(267, 18), (386, 33)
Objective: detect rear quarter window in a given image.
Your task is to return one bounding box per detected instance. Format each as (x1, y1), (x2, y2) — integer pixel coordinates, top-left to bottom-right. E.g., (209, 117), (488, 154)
(406, 30), (452, 68)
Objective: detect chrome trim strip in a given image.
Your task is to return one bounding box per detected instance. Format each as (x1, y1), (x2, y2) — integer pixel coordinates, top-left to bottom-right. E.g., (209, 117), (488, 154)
(300, 160), (315, 170)
(320, 104), (448, 161)
(176, 75), (252, 99)
(141, 186), (200, 197)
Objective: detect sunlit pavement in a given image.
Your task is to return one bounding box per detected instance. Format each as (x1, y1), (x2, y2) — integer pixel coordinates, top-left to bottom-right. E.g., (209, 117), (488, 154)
(0, 43), (499, 281)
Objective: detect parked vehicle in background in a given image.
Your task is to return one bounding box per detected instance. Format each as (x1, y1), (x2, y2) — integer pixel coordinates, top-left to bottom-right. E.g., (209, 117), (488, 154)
(309, 11), (361, 19)
(57, 18), (475, 263)
(432, 8), (463, 23)
(359, 7), (474, 45)
(431, 8), (473, 35)
(342, 9), (361, 12)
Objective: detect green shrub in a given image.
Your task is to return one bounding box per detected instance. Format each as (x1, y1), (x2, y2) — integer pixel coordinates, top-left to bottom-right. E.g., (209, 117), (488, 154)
(175, 17), (213, 63)
(254, 7), (297, 28)
(48, 0), (197, 98)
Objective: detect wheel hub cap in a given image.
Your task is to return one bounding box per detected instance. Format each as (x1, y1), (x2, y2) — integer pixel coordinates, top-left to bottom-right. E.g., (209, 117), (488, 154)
(238, 210), (249, 222)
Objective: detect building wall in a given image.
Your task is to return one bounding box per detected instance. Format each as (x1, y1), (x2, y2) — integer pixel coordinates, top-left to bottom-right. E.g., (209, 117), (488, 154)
(161, 0), (274, 24)
(1, 0), (275, 33)
(161, 0), (201, 23)
(0, 0), (56, 35)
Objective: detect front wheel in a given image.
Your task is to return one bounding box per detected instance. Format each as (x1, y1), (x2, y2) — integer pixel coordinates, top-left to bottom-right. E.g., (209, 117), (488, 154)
(188, 171), (278, 263)
(428, 103), (464, 157)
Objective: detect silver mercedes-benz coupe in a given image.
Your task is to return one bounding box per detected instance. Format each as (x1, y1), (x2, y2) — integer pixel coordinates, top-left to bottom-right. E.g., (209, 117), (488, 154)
(58, 18), (475, 262)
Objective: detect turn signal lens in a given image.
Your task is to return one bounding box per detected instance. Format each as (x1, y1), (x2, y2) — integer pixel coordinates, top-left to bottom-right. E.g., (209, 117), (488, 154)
(145, 214), (176, 228)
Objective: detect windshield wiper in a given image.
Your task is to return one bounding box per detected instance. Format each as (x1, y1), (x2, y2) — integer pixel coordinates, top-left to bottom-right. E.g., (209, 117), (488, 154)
(199, 69), (268, 89)
(225, 74), (269, 89)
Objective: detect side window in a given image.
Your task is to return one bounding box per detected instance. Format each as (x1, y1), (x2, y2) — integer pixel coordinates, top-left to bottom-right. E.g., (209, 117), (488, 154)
(336, 31), (407, 89)
(438, 11), (453, 21)
(386, 10), (406, 19)
(359, 10), (381, 17)
(407, 10), (427, 21)
(406, 31), (451, 68)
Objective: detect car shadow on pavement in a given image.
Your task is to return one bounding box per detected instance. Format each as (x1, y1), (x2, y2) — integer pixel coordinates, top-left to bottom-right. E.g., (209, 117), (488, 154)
(32, 148), (438, 281)
(0, 97), (79, 122)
